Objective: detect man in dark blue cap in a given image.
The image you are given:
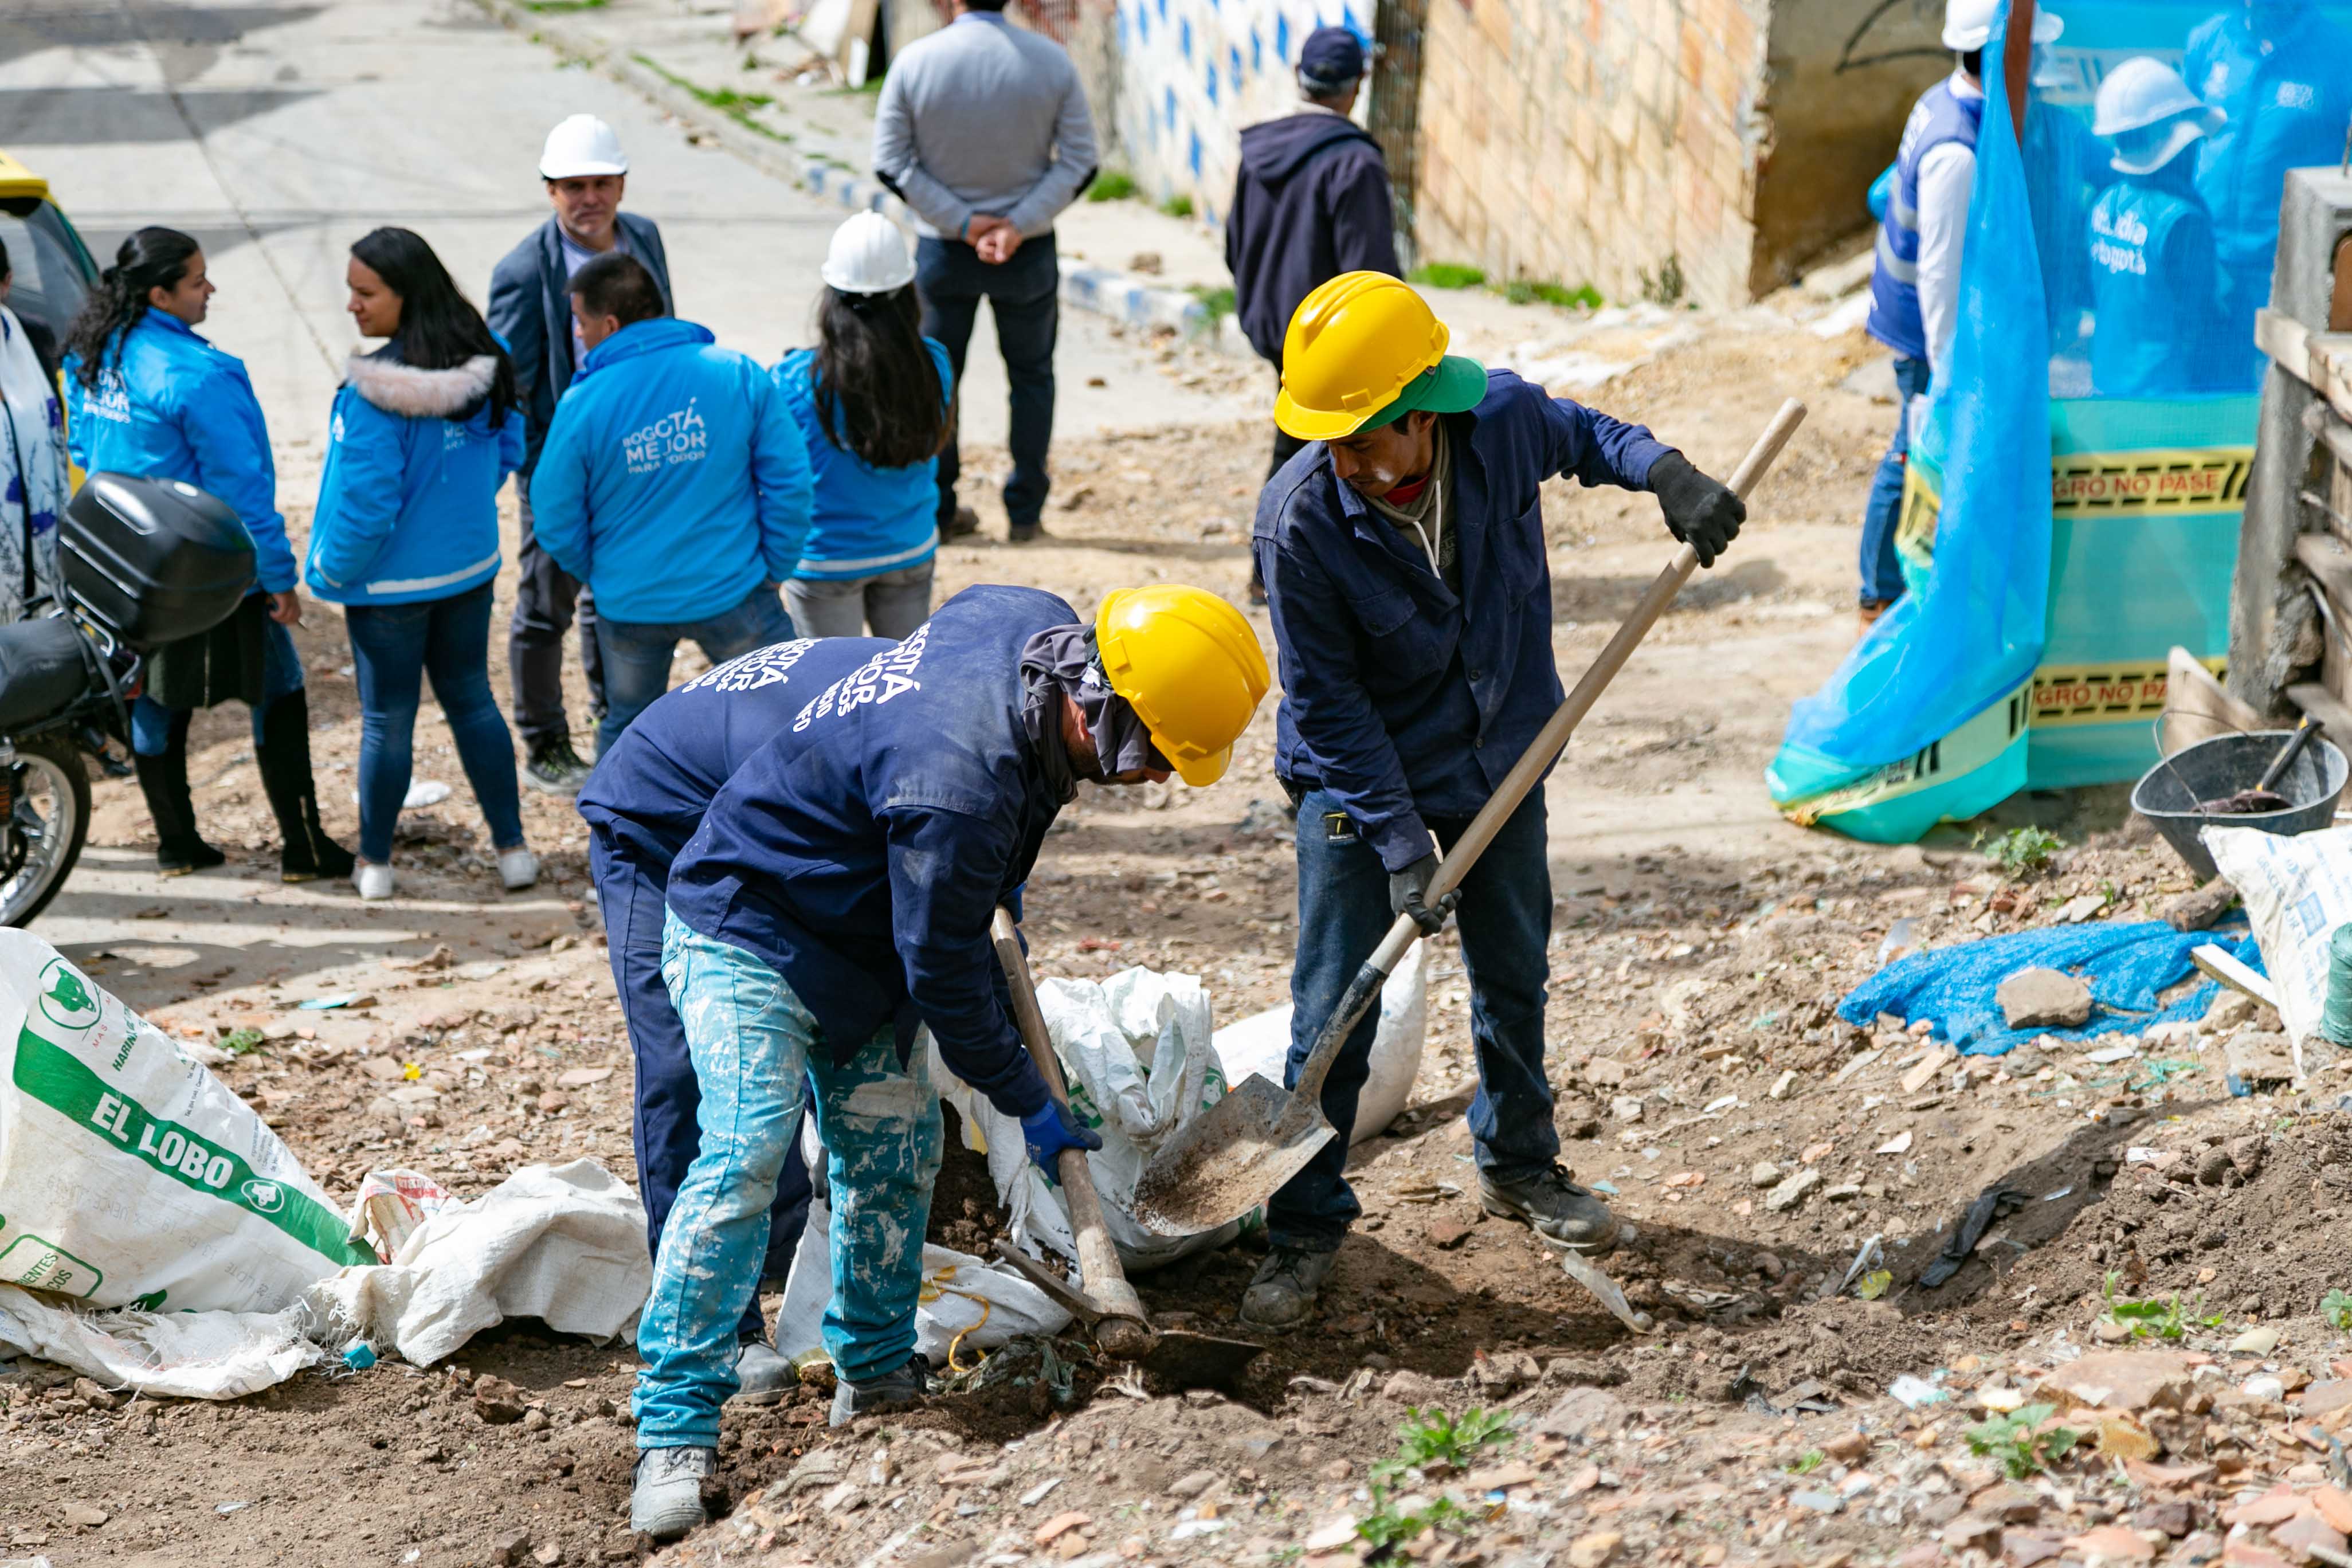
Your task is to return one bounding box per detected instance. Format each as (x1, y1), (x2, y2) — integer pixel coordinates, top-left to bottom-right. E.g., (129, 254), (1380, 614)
(1225, 23), (1401, 601)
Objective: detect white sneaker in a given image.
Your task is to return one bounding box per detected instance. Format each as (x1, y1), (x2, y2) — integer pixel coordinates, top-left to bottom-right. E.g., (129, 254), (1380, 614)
(353, 862), (394, 901)
(497, 847), (539, 891)
(630, 1444), (715, 1540)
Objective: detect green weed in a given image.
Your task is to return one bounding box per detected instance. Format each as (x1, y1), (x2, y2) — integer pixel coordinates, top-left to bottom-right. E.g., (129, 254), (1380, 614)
(219, 1027), (265, 1057)
(1963, 1404), (2081, 1479)
(522, 0), (607, 11)
(1357, 1495), (1476, 1551)
(2323, 1288), (2352, 1330)
(1785, 1449), (1825, 1475)
(1159, 193), (1195, 218)
(1502, 279), (1603, 310)
(1375, 1406), (1515, 1482)
(632, 56), (789, 140)
(1089, 170), (1138, 202)
(2100, 1272), (2222, 1342)
(1187, 284), (1235, 321)
(1638, 253), (1685, 305)
(1976, 825), (2064, 876)
(1410, 262), (1486, 289)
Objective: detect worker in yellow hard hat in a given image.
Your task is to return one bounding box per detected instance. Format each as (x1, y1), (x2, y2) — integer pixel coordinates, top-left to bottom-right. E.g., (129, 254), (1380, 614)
(632, 583), (1264, 1535)
(1239, 272), (1745, 1331)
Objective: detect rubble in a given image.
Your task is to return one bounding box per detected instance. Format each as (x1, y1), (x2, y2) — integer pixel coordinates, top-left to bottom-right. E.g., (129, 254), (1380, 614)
(1997, 966), (2094, 1029)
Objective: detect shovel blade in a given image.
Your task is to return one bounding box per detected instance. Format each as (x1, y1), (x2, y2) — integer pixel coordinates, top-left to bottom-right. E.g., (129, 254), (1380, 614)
(1130, 1073), (1335, 1236)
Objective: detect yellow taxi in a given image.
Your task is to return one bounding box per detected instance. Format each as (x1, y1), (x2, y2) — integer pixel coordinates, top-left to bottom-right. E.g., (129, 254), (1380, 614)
(0, 147), (97, 377)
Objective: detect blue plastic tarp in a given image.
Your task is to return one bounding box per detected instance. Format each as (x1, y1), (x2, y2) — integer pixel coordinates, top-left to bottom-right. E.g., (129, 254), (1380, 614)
(1836, 918), (2260, 1057)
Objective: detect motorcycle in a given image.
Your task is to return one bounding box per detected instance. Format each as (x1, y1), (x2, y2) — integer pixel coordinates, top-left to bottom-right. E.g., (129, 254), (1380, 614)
(0, 471), (257, 926)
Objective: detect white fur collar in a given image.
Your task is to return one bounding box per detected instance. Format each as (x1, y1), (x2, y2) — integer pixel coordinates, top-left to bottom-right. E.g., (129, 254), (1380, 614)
(344, 351), (499, 419)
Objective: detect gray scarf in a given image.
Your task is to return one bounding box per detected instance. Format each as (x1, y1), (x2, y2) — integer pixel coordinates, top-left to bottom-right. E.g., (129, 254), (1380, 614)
(1020, 625), (1165, 801)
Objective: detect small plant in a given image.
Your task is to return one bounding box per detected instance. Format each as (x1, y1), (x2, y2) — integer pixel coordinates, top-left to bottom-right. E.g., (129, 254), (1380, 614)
(1089, 170), (1138, 202)
(2323, 1288), (2352, 1329)
(522, 0), (607, 10)
(1963, 1403), (2081, 1479)
(1502, 278), (1604, 310)
(2100, 1272), (2222, 1342)
(1977, 825), (2064, 876)
(1785, 1449), (1826, 1475)
(1638, 252), (1686, 306)
(1409, 262), (1486, 289)
(1357, 1493), (1475, 1551)
(219, 1027), (265, 1057)
(632, 56), (789, 141)
(1375, 1406), (1515, 1481)
(1159, 193), (1195, 218)
(1187, 284), (1235, 322)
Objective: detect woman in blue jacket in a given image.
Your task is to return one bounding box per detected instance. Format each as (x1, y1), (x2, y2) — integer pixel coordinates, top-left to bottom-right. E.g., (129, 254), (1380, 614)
(773, 214), (951, 638)
(308, 229), (536, 902)
(62, 228), (354, 881)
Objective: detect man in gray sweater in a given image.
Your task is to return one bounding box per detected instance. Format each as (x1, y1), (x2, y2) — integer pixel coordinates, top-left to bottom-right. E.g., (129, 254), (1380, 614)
(872, 0), (1096, 543)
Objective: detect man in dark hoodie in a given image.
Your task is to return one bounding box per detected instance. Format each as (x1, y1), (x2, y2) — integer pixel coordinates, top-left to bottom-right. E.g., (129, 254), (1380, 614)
(1225, 25), (1401, 599)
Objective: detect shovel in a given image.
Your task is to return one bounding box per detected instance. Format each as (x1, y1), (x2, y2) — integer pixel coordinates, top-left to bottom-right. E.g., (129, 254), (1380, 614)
(1130, 398), (1810, 1238)
(986, 909), (1265, 1389)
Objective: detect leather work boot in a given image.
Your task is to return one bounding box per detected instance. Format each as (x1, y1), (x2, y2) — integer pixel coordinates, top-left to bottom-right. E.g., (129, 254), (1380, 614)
(1479, 1164), (1620, 1255)
(630, 1445), (715, 1540)
(732, 1339), (794, 1406)
(1238, 1244), (1339, 1331)
(830, 1357), (930, 1426)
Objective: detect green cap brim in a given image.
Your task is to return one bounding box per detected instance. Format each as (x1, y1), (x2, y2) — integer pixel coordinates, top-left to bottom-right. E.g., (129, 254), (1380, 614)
(1355, 355), (1488, 433)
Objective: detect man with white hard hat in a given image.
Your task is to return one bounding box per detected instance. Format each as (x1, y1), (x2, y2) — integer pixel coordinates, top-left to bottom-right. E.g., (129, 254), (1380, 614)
(1853, 0), (2056, 626)
(489, 113), (678, 797)
(2084, 58), (2232, 396)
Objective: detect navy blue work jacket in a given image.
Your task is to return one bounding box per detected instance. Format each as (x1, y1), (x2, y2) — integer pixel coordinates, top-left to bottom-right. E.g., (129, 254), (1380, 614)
(1252, 369), (1670, 872)
(665, 585), (1077, 1119)
(577, 635), (886, 869)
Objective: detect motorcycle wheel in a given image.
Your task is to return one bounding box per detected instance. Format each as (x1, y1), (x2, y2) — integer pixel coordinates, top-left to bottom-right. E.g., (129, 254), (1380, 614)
(0, 732), (89, 928)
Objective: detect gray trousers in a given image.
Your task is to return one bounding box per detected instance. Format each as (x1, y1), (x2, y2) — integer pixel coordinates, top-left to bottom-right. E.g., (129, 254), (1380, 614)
(783, 562), (935, 640)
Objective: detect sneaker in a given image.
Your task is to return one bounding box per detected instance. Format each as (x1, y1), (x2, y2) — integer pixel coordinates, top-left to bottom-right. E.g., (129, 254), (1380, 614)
(523, 739), (594, 795)
(630, 1445), (715, 1541)
(497, 847), (540, 891)
(830, 1356), (930, 1426)
(732, 1339), (793, 1406)
(1239, 1244), (1339, 1331)
(353, 861), (394, 901)
(1478, 1163), (1620, 1255)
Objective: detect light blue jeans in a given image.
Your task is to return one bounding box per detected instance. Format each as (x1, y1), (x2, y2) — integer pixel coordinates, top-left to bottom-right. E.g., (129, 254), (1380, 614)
(636, 910), (943, 1449)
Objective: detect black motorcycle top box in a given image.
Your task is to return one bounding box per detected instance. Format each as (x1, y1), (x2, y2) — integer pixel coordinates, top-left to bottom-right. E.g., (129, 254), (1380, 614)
(61, 473), (257, 648)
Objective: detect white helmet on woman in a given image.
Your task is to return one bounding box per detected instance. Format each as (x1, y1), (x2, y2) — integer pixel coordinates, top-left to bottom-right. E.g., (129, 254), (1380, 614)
(2092, 56), (2224, 174)
(821, 212), (916, 295)
(1942, 0), (2064, 53)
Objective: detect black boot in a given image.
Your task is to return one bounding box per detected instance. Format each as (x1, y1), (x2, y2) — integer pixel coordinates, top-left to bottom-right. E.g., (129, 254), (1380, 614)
(131, 715), (225, 876)
(256, 689), (355, 884)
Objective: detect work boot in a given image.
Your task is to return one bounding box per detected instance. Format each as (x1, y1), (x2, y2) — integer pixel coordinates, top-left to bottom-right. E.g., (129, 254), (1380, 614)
(629, 1444), (715, 1540)
(942, 504), (981, 540)
(131, 727), (224, 876)
(256, 689), (356, 884)
(524, 737), (594, 795)
(1479, 1163), (1619, 1255)
(830, 1356), (930, 1426)
(1239, 1244), (1340, 1331)
(732, 1339), (793, 1406)
(1008, 522), (1046, 544)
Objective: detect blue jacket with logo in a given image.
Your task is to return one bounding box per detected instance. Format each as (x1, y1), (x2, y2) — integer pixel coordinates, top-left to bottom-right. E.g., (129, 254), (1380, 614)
(578, 634), (886, 870)
(1253, 370), (1670, 872)
(62, 312), (297, 593)
(1865, 77), (1983, 363)
(528, 317), (814, 624)
(665, 584), (1077, 1119)
(305, 350), (525, 606)
(2189, 6), (2352, 272)
(773, 341), (951, 582)
(2087, 175), (2231, 398)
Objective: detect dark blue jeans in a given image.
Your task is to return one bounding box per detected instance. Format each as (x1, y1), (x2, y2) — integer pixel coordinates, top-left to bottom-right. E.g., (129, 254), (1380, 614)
(1856, 352), (1932, 606)
(1270, 787), (1558, 1252)
(590, 585), (793, 758)
(916, 234), (1058, 531)
(590, 829), (809, 1342)
(344, 583), (524, 864)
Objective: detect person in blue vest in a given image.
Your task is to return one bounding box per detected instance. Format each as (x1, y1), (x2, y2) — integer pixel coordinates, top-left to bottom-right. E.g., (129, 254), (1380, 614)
(577, 636), (882, 1414)
(625, 582), (1268, 1540)
(61, 227), (354, 883)
(2187, 0), (2352, 383)
(1856, 0), (2056, 625)
(1242, 273), (1744, 1332)
(773, 215), (951, 638)
(528, 252), (813, 756)
(2087, 59), (2233, 398)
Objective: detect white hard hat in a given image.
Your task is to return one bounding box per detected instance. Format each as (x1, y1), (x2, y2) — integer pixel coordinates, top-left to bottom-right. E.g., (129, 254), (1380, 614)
(540, 114), (629, 180)
(2094, 56), (2224, 174)
(1942, 0), (2064, 53)
(821, 212), (915, 295)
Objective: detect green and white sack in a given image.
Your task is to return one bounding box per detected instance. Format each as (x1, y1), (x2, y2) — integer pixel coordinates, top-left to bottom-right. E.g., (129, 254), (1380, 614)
(0, 931), (369, 1312)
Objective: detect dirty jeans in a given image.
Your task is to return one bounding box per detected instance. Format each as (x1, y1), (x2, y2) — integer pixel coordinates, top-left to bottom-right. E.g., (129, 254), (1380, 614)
(1268, 787), (1558, 1253)
(1855, 353), (1931, 607)
(636, 911), (943, 1449)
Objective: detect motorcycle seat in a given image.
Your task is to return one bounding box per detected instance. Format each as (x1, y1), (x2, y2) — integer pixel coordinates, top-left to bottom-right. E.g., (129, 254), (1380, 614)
(0, 616), (90, 732)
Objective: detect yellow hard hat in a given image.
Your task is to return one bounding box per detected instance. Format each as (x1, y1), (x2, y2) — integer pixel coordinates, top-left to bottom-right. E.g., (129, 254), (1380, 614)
(1275, 271), (1489, 441)
(1095, 585), (1270, 787)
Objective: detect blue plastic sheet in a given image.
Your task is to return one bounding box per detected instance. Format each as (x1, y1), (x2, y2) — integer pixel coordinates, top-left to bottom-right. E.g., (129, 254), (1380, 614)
(1836, 918), (2260, 1057)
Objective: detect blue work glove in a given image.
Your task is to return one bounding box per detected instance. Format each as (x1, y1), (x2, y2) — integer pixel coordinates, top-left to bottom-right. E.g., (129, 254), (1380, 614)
(1020, 1100), (1103, 1182)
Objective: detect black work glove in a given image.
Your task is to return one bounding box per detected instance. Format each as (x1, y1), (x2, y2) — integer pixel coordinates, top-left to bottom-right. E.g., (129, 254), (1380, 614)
(1388, 852), (1459, 936)
(1649, 451), (1746, 569)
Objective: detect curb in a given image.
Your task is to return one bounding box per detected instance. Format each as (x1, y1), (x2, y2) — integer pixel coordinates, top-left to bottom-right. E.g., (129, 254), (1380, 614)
(471, 0), (1232, 348)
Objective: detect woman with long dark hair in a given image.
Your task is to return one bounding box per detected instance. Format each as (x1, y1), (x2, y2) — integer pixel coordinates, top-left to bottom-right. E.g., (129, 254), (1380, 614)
(63, 226), (354, 881)
(772, 214), (951, 637)
(307, 227), (535, 901)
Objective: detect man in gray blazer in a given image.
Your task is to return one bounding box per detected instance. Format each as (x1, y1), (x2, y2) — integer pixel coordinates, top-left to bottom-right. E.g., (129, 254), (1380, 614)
(489, 113), (676, 795)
